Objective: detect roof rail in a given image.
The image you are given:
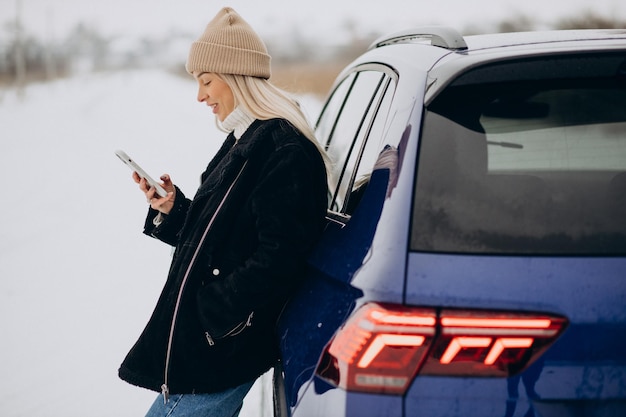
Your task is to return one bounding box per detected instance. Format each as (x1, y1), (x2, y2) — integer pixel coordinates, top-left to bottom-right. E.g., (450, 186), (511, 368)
(368, 26), (468, 51)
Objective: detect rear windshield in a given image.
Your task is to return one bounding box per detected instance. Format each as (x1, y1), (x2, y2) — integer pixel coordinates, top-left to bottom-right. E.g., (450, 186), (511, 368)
(412, 53), (626, 255)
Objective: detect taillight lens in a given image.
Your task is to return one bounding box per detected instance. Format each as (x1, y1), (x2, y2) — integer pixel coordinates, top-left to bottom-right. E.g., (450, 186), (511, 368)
(318, 303), (436, 394)
(316, 303), (567, 395)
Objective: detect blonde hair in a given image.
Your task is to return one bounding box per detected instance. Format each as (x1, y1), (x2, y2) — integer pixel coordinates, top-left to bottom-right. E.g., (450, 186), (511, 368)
(218, 74), (331, 172)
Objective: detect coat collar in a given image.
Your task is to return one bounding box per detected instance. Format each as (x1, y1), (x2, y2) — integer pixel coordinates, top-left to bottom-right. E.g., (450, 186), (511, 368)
(195, 119), (285, 197)
(230, 118), (283, 158)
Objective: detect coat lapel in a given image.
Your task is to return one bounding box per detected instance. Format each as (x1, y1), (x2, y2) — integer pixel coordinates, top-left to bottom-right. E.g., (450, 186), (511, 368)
(195, 119), (280, 199)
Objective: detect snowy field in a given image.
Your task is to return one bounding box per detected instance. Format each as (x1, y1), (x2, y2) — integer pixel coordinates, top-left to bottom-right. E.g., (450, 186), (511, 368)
(0, 70), (321, 417)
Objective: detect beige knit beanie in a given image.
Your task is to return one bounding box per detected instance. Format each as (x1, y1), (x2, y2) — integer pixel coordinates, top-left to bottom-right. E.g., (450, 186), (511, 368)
(186, 7), (271, 79)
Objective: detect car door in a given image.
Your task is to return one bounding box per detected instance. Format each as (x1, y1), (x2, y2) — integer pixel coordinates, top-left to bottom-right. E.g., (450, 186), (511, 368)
(274, 64), (398, 416)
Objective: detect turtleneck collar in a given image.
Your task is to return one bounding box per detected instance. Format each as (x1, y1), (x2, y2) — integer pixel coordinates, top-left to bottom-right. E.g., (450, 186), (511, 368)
(221, 106), (256, 140)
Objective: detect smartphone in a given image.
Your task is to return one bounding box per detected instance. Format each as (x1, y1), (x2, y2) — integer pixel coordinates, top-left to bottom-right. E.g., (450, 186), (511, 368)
(115, 150), (167, 197)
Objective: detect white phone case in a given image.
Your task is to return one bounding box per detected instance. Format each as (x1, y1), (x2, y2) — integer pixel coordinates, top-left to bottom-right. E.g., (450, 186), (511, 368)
(115, 150), (167, 197)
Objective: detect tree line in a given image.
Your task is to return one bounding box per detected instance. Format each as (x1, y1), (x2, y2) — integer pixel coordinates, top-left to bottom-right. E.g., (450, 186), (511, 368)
(1, 10), (624, 88)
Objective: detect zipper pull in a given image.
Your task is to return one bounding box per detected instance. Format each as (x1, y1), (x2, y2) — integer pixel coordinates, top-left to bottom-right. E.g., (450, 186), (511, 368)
(246, 312), (254, 326)
(205, 332), (215, 346)
(161, 384), (169, 404)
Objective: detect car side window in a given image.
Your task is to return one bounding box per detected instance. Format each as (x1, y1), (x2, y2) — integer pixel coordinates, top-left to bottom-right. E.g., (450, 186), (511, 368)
(315, 73), (355, 149)
(342, 77), (397, 214)
(314, 73), (356, 208)
(317, 70), (386, 212)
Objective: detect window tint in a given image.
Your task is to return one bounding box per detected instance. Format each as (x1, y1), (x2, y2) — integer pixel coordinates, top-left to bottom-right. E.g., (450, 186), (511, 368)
(482, 88), (626, 172)
(317, 71), (386, 211)
(412, 54), (626, 254)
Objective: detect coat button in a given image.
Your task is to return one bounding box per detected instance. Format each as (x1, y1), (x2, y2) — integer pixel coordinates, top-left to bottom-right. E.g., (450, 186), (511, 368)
(212, 268), (220, 276)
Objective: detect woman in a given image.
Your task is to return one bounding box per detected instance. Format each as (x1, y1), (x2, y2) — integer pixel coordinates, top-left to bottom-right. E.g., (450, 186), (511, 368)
(118, 7), (329, 417)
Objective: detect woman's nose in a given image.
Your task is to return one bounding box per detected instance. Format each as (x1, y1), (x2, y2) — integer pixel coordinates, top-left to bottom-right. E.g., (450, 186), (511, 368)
(197, 88), (206, 103)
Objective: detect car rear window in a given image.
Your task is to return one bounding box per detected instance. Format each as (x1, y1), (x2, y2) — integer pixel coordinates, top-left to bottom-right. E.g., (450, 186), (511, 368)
(412, 53), (626, 254)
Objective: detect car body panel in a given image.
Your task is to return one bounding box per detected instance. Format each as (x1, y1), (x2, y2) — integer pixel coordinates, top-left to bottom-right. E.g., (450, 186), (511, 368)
(406, 254), (626, 322)
(405, 253), (626, 410)
(277, 66), (426, 409)
(294, 385), (403, 417)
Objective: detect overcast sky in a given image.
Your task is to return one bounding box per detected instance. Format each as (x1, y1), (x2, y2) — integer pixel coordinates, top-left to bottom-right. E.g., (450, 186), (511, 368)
(3, 0), (626, 43)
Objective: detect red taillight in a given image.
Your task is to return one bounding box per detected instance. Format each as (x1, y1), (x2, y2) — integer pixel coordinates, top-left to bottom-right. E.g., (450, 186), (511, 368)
(421, 309), (566, 377)
(319, 303), (436, 394)
(316, 303), (567, 395)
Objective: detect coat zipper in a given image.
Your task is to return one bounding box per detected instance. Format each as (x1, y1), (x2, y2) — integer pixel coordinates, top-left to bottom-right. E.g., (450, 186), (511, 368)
(161, 161), (247, 404)
(204, 311), (254, 346)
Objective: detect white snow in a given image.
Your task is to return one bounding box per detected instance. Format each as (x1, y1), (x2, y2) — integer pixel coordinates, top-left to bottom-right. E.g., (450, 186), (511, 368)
(0, 70), (321, 417)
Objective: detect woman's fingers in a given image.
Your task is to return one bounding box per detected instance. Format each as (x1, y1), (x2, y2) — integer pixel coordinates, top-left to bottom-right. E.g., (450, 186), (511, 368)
(133, 172), (174, 214)
(149, 191), (175, 214)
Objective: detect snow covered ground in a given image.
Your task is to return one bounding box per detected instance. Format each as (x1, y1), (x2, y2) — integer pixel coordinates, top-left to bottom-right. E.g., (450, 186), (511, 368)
(0, 70), (321, 417)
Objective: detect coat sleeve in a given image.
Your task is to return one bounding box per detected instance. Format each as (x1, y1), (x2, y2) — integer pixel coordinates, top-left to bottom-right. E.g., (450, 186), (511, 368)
(142, 185), (192, 246)
(196, 141), (328, 338)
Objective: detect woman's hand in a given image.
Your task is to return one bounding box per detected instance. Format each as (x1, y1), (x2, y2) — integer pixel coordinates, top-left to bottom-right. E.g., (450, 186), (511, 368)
(132, 172), (176, 214)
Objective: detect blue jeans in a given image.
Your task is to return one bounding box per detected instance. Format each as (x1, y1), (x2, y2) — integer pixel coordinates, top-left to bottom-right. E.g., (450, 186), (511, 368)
(144, 380), (255, 417)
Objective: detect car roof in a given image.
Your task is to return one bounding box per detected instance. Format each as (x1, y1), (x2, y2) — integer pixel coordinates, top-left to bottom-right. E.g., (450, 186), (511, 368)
(366, 27), (626, 104)
(464, 29), (626, 50)
(369, 27), (626, 52)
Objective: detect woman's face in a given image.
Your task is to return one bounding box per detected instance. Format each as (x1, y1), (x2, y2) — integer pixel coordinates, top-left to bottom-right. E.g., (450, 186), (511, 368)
(195, 72), (235, 122)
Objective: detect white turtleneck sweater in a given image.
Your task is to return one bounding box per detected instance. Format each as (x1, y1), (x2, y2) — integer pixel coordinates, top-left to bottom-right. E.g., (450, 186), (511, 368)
(221, 106), (256, 140)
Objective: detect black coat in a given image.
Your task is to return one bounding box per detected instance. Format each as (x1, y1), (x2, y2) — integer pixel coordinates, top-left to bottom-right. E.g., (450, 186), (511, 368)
(118, 119), (328, 394)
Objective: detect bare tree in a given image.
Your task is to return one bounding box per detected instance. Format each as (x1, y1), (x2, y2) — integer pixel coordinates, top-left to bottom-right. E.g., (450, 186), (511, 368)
(556, 11), (626, 30)
(14, 0), (26, 96)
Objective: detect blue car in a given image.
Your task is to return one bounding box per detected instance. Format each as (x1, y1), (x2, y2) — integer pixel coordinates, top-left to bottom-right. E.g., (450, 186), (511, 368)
(273, 28), (626, 416)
